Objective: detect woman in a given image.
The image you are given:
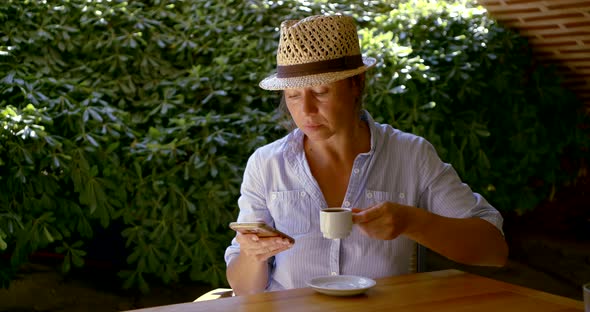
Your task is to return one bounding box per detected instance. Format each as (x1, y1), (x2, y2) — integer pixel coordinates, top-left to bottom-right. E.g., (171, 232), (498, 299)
(225, 14), (508, 295)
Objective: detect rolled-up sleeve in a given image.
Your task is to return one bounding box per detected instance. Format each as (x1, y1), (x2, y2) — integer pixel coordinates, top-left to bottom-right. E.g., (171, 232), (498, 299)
(417, 141), (504, 235)
(224, 150), (274, 265)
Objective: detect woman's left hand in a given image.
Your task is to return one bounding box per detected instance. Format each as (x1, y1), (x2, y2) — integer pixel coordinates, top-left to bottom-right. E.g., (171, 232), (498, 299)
(351, 202), (413, 240)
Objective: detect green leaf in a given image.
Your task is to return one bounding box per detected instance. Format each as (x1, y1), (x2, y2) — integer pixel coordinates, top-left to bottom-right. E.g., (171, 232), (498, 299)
(62, 256), (71, 273)
(137, 273), (150, 294)
(43, 227), (54, 243)
(0, 236), (7, 251)
(72, 253), (85, 267)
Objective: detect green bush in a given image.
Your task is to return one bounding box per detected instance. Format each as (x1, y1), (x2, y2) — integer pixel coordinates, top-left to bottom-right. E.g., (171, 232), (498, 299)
(0, 0), (587, 291)
(358, 0), (588, 212)
(0, 0), (297, 291)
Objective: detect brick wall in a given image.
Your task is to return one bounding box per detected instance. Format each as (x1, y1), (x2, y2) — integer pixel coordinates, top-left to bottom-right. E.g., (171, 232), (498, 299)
(477, 0), (590, 109)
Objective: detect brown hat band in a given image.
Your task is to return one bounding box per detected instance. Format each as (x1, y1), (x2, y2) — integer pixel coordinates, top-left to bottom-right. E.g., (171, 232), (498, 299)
(276, 54), (364, 78)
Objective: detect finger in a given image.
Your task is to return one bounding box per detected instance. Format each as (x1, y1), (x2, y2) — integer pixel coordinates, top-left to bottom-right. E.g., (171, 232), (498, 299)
(266, 244), (292, 257)
(268, 236), (291, 245)
(351, 208), (365, 223)
(242, 243), (273, 258)
(353, 205), (384, 223)
(262, 238), (293, 252)
(245, 237), (290, 252)
(236, 233), (259, 245)
(351, 213), (362, 224)
(251, 242), (292, 262)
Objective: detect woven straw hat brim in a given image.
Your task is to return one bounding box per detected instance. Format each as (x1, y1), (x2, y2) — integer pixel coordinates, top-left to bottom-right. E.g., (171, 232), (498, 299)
(259, 56), (376, 90)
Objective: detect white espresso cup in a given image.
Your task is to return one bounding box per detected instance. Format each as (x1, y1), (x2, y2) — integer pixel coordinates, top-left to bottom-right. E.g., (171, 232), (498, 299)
(320, 207), (352, 239)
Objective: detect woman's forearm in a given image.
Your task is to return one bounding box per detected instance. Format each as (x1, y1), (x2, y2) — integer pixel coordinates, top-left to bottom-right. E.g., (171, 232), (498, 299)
(404, 208), (508, 267)
(226, 253), (270, 295)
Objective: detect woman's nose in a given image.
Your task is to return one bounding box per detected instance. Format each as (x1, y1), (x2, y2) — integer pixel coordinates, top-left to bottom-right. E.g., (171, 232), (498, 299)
(301, 92), (318, 114)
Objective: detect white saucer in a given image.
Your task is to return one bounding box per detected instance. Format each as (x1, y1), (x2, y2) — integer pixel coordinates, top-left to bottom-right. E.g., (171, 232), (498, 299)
(307, 275), (376, 296)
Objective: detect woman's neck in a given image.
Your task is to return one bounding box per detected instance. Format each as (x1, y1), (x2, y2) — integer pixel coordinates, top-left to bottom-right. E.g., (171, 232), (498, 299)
(304, 119), (370, 166)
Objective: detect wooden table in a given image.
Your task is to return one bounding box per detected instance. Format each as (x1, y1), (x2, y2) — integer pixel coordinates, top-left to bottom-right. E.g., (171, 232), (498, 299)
(126, 269), (584, 312)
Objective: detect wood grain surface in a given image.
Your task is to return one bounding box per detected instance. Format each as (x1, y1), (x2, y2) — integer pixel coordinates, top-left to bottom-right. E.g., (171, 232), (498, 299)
(126, 269), (584, 312)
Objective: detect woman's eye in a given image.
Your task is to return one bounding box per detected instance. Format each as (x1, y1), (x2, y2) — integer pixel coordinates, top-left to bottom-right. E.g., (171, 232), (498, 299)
(287, 94), (300, 99)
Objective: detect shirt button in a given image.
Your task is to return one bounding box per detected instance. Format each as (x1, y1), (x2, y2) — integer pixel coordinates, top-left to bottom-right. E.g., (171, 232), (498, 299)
(300, 191), (306, 197)
(271, 194), (277, 200)
(343, 201), (351, 207)
(399, 193), (405, 199)
(366, 192), (373, 198)
(353, 168), (360, 174)
(331, 272), (337, 276)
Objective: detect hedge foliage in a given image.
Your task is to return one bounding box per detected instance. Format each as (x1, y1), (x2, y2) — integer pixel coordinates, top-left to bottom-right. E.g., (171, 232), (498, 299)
(359, 1), (588, 212)
(1, 0), (587, 291)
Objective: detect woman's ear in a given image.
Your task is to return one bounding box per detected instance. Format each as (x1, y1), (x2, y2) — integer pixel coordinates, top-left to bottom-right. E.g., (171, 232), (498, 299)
(357, 73), (366, 86)
(351, 73), (365, 98)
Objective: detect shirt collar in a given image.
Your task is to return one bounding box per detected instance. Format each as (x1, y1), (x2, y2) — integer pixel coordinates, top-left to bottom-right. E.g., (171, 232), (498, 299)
(361, 110), (377, 155)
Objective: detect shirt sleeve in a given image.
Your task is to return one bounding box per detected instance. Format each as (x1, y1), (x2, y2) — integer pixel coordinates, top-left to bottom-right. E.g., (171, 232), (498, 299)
(224, 150), (275, 265)
(416, 140), (504, 235)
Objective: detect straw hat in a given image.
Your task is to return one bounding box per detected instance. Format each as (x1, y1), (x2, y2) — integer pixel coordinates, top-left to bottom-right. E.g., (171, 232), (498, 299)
(259, 15), (376, 90)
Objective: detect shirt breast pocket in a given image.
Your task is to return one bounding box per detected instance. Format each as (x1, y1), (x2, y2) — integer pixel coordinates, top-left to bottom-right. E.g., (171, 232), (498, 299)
(268, 190), (311, 234)
(362, 190), (409, 208)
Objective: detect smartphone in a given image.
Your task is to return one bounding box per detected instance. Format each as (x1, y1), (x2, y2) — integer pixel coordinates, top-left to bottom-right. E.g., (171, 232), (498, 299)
(229, 221), (295, 244)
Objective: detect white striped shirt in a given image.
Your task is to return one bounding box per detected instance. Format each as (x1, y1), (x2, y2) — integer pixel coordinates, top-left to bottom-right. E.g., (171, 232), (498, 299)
(224, 111), (503, 291)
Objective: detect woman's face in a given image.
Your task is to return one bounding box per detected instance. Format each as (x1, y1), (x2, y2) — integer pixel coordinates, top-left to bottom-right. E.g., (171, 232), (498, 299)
(284, 77), (361, 141)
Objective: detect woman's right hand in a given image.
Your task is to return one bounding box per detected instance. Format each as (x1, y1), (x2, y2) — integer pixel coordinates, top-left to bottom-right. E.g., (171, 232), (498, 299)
(236, 233), (293, 262)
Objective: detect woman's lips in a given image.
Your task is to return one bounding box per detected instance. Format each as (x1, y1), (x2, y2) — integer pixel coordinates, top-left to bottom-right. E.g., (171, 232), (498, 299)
(304, 124), (322, 131)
